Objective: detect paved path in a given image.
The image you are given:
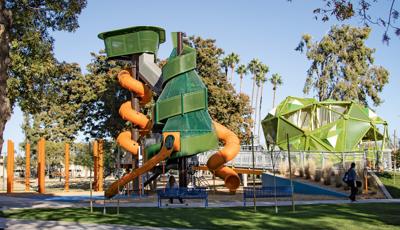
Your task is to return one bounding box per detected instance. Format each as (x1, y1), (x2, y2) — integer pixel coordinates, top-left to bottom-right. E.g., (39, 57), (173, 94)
(1, 194), (400, 209)
(1, 195), (399, 229)
(0, 217), (187, 230)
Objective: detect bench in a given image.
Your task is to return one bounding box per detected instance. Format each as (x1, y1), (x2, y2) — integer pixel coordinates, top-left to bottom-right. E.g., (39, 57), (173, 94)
(156, 187), (208, 207)
(243, 186), (293, 206)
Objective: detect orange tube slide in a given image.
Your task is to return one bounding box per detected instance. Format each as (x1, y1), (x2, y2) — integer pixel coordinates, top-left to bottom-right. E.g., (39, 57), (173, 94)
(207, 121), (241, 191)
(118, 70), (152, 105)
(105, 138), (175, 198)
(116, 70), (152, 154)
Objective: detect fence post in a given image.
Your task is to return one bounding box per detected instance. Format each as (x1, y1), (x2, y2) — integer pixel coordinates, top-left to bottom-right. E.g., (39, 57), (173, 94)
(65, 143), (70, 192)
(98, 140), (104, 192)
(7, 140), (14, 193)
(93, 140), (98, 191)
(25, 143), (30, 192)
(38, 138), (45, 194)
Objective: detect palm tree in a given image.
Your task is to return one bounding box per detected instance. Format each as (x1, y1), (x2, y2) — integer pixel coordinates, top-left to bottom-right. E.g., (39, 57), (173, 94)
(257, 65), (269, 141)
(221, 57), (229, 78)
(247, 58), (261, 113)
(253, 64), (269, 138)
(270, 73), (283, 108)
(235, 64), (247, 94)
(227, 53), (240, 82)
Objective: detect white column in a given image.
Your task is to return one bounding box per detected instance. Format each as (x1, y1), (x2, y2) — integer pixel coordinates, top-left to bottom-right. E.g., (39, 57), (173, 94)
(242, 173), (248, 187)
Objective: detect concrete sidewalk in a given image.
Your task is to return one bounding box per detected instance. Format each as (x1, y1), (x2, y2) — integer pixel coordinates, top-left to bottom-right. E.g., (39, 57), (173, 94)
(1, 194), (400, 209)
(0, 217), (187, 230)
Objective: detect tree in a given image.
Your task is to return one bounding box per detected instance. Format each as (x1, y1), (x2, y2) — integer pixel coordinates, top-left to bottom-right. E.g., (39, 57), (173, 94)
(296, 25), (389, 106)
(220, 56), (229, 78)
(292, 0), (400, 43)
(247, 58), (261, 116)
(188, 36), (253, 143)
(236, 64), (248, 94)
(270, 73), (283, 108)
(227, 52), (240, 82)
(80, 51), (132, 139)
(254, 64), (268, 139)
(0, 0), (87, 156)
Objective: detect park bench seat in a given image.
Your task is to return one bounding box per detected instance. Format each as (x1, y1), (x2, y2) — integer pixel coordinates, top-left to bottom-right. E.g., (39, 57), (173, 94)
(156, 187), (208, 207)
(243, 186), (292, 206)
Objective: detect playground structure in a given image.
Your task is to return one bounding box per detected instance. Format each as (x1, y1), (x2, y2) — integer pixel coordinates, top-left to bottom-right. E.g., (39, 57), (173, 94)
(262, 96), (388, 153)
(98, 26), (241, 198)
(1, 27), (394, 204)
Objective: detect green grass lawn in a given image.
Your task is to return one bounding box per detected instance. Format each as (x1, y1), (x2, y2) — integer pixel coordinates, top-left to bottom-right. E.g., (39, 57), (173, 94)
(377, 172), (400, 198)
(1, 203), (400, 229)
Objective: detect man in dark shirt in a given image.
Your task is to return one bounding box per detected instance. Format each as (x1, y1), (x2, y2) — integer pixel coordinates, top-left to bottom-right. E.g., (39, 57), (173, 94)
(347, 162), (358, 202)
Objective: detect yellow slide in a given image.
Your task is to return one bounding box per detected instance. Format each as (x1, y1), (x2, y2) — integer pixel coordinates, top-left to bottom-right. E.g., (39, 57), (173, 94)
(207, 121), (241, 192)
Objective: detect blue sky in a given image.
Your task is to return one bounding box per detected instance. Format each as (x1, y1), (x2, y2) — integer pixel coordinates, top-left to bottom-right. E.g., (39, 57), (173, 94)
(3, 0), (399, 153)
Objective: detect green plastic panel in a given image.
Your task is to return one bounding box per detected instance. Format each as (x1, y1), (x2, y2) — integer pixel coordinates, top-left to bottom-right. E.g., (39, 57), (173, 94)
(348, 103), (370, 122)
(155, 89), (207, 122)
(162, 46), (197, 84)
(145, 132), (218, 160)
(277, 118), (303, 142)
(163, 110), (214, 134)
(98, 26), (165, 58)
(171, 132), (219, 159)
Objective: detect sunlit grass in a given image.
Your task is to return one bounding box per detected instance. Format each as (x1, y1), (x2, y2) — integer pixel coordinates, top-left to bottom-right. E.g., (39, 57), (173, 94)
(1, 203), (400, 229)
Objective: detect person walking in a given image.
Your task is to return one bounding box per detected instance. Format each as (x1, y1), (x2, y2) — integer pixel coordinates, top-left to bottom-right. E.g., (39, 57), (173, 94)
(166, 175), (183, 204)
(347, 162), (358, 202)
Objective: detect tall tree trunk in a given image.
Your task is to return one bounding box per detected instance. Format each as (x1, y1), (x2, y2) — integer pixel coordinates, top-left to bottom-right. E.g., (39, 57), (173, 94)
(253, 84), (260, 135)
(239, 75), (243, 94)
(250, 76), (256, 112)
(0, 3), (11, 156)
(257, 83), (264, 142)
(230, 66), (234, 82)
(272, 86), (277, 108)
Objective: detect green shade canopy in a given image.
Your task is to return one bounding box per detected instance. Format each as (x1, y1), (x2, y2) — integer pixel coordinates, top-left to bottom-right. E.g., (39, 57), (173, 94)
(262, 96), (388, 152)
(98, 26), (166, 59)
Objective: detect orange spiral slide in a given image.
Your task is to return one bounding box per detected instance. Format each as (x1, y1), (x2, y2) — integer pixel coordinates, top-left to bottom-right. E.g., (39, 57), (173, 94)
(105, 70), (160, 198)
(207, 121), (241, 192)
(116, 70), (152, 154)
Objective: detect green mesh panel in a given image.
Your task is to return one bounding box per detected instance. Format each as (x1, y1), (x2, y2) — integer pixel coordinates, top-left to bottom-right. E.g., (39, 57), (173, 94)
(277, 118), (303, 143)
(158, 71), (206, 99)
(344, 120), (370, 150)
(263, 96), (387, 152)
(348, 103), (370, 122)
(163, 110), (214, 135)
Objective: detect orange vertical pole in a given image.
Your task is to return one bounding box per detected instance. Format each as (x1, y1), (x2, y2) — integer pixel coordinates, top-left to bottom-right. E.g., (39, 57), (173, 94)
(7, 140), (14, 193)
(25, 143), (30, 192)
(64, 143), (70, 192)
(98, 139), (104, 192)
(38, 138), (45, 194)
(93, 140), (98, 191)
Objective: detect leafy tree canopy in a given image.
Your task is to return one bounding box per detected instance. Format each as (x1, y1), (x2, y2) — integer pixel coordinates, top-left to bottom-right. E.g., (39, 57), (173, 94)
(296, 25), (389, 106)
(0, 0), (87, 154)
(289, 0), (399, 43)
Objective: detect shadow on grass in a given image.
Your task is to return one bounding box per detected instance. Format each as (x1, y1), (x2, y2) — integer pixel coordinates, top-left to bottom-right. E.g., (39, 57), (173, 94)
(384, 185), (400, 198)
(0, 203), (400, 229)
